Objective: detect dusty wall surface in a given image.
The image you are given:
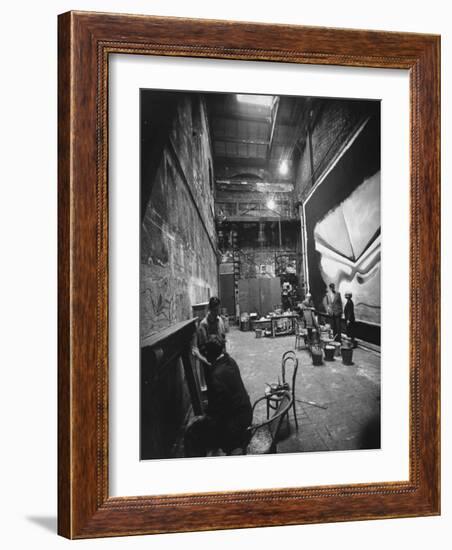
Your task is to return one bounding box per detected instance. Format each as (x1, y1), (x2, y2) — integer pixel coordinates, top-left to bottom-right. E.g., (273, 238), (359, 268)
(236, 221), (301, 284)
(141, 94), (218, 340)
(238, 247), (298, 280)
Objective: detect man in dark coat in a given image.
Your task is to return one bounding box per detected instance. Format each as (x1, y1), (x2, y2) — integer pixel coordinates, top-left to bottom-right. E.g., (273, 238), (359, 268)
(323, 282), (343, 342)
(184, 336), (252, 457)
(300, 292), (318, 345)
(344, 292), (356, 347)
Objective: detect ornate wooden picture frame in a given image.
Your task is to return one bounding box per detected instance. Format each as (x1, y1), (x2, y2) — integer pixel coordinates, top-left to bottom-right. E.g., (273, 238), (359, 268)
(58, 11), (440, 539)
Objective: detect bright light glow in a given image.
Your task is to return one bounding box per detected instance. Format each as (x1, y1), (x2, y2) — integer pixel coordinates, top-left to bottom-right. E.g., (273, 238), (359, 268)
(236, 94), (274, 107)
(267, 198), (276, 210)
(279, 159), (289, 175)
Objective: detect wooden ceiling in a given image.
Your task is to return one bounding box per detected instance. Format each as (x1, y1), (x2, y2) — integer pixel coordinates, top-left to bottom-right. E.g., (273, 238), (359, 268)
(206, 93), (314, 184)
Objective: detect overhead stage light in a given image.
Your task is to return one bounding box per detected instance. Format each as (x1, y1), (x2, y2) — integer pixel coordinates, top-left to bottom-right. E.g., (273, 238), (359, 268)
(267, 198), (276, 210)
(279, 159), (289, 175)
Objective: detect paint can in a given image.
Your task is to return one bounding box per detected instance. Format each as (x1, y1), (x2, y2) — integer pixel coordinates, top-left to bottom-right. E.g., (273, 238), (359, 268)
(333, 341), (342, 357)
(324, 345), (335, 361)
(240, 320), (250, 332)
(255, 328), (263, 338)
(311, 347), (323, 366)
(341, 347), (353, 365)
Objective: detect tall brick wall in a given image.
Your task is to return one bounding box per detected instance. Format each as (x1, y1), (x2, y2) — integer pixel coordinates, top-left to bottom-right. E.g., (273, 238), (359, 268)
(295, 99), (376, 199)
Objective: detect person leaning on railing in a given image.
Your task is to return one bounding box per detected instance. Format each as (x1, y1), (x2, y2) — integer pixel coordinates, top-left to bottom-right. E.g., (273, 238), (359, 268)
(191, 296), (226, 367)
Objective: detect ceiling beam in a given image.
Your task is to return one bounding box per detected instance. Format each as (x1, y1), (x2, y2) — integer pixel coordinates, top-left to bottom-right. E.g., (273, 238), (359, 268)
(267, 97), (280, 160)
(213, 155), (267, 167)
(214, 136), (270, 146)
(216, 181), (294, 193)
(209, 113), (272, 124)
(220, 215), (296, 223)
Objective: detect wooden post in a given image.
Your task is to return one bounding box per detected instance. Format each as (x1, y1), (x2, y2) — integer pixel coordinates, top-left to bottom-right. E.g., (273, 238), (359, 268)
(181, 346), (203, 416)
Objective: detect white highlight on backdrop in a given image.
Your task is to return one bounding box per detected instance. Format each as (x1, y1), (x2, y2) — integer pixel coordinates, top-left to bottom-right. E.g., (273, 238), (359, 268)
(109, 54), (409, 497)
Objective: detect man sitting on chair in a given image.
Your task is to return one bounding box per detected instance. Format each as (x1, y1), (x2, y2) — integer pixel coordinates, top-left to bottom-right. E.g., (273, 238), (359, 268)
(184, 336), (252, 457)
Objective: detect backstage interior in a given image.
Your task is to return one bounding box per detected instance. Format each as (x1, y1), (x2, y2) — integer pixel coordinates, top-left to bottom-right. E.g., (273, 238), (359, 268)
(140, 91), (381, 459)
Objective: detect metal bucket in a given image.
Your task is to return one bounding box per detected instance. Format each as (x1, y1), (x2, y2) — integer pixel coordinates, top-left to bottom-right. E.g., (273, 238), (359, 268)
(312, 349), (323, 366)
(240, 320), (250, 332)
(341, 347), (353, 365)
(324, 345), (335, 361)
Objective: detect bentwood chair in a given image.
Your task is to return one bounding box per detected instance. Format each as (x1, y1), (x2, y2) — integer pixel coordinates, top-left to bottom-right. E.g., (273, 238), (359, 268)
(265, 351), (299, 431)
(246, 390), (293, 454)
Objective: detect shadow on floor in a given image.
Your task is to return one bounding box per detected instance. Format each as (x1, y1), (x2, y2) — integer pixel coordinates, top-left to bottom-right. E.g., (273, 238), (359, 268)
(26, 516), (57, 533)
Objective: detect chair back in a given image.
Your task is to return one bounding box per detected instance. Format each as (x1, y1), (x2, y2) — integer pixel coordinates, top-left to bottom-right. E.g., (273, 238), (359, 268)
(281, 350), (296, 370)
(282, 353), (298, 390)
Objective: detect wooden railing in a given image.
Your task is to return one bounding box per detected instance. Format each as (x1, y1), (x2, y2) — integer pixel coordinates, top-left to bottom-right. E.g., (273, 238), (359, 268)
(140, 318), (202, 459)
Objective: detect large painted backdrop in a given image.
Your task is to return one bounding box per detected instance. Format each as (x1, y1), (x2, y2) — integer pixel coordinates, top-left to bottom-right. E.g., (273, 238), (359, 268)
(304, 108), (381, 339)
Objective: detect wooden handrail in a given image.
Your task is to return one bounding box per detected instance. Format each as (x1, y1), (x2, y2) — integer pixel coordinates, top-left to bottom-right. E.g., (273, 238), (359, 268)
(141, 318), (197, 349)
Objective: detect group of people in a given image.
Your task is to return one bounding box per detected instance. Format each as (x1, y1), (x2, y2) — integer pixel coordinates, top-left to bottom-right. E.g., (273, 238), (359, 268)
(184, 284), (356, 457)
(299, 283), (356, 344)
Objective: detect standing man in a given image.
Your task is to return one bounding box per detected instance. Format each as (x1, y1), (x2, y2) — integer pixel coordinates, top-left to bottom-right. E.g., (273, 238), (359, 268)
(192, 296), (226, 366)
(300, 292), (318, 344)
(281, 281), (292, 311)
(344, 292), (356, 347)
(323, 283), (343, 342)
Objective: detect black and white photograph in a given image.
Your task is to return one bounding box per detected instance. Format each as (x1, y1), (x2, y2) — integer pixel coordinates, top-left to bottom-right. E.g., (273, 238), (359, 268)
(140, 90), (381, 460)
(1, 0), (446, 546)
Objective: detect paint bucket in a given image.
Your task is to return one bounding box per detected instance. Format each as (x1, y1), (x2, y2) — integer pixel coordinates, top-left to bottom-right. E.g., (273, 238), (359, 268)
(240, 320), (250, 332)
(333, 342), (342, 357)
(311, 348), (323, 366)
(255, 328), (263, 338)
(324, 345), (335, 361)
(341, 347), (353, 365)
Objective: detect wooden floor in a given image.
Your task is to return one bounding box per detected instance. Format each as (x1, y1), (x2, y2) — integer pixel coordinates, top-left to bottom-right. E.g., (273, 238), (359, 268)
(227, 326), (381, 453)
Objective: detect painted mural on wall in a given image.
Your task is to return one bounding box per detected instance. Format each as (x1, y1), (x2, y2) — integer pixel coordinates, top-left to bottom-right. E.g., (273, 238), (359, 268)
(238, 248), (276, 279)
(304, 110), (381, 326)
(275, 254), (298, 277)
(140, 94), (218, 340)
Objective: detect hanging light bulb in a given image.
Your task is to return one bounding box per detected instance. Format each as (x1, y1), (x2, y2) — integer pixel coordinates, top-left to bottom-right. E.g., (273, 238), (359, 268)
(279, 159), (289, 175)
(267, 198), (276, 210)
